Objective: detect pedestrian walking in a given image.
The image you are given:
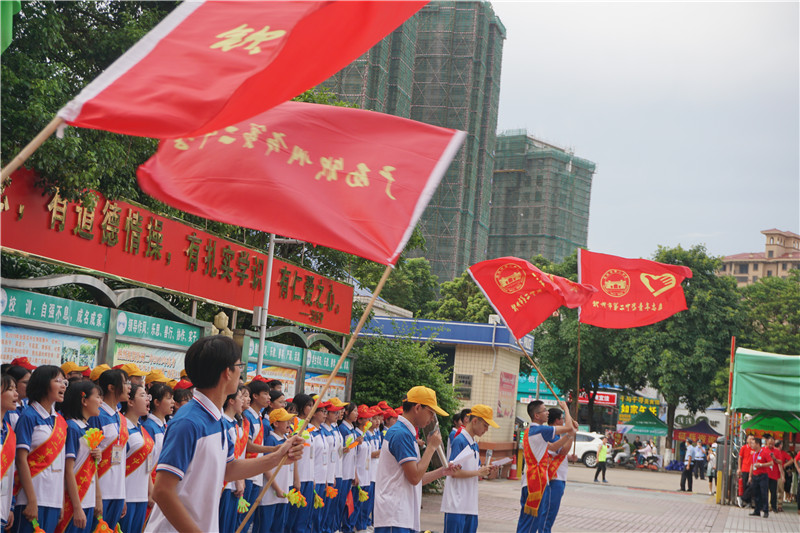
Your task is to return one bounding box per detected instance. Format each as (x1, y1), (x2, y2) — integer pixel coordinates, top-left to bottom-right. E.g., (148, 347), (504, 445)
(593, 436), (610, 483)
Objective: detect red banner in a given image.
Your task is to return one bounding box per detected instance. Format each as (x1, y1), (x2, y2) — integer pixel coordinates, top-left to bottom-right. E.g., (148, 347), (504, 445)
(578, 249), (692, 329)
(672, 430), (718, 446)
(137, 101), (465, 265)
(468, 257), (596, 339)
(57, 1), (427, 138)
(1, 169), (353, 334)
(577, 391), (618, 407)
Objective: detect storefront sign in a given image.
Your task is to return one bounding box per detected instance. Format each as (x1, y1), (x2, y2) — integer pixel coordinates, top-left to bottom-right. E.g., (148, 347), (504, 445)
(112, 341), (185, 380)
(672, 430), (718, 446)
(116, 310), (200, 347)
(246, 364), (298, 397)
(578, 391), (618, 407)
(497, 371), (516, 418)
(618, 394), (660, 423)
(0, 324), (99, 368)
(1, 170), (353, 334)
(305, 349), (351, 374)
(246, 338), (304, 367)
(304, 372), (347, 401)
(1, 287), (109, 333)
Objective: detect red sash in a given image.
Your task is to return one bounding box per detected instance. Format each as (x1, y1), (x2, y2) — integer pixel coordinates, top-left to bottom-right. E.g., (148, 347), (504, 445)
(97, 414), (129, 478)
(55, 450), (98, 533)
(522, 427), (551, 517)
(126, 425), (154, 477)
(13, 413), (68, 496)
(235, 420), (248, 459)
(1, 422), (15, 480)
(548, 452), (567, 480)
(245, 418), (263, 459)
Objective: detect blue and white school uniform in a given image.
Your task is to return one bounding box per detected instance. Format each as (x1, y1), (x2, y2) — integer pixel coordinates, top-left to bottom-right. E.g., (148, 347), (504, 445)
(441, 431), (481, 533)
(320, 423), (337, 533)
(64, 419), (98, 533)
(329, 422), (345, 533)
(243, 406), (265, 532)
(542, 445), (568, 533)
(145, 391), (234, 533)
(1, 421), (15, 528)
(219, 415), (243, 533)
(311, 426), (329, 533)
(373, 416), (420, 533)
(92, 402), (126, 528)
(140, 414), (166, 467)
(367, 428), (381, 526)
(14, 401), (66, 533)
(259, 431), (293, 533)
(338, 422), (358, 533)
(354, 427), (371, 531)
(287, 418), (314, 533)
(516, 422), (558, 533)
(119, 418), (155, 533)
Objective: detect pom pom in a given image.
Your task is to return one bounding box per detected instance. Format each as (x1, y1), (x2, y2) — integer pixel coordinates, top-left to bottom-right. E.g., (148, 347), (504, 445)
(314, 491), (325, 508)
(237, 496), (251, 513)
(30, 519), (46, 533)
(287, 488), (308, 507)
(364, 421), (372, 432)
(92, 517), (114, 533)
(358, 486), (369, 502)
(83, 428), (105, 450)
(326, 485), (338, 498)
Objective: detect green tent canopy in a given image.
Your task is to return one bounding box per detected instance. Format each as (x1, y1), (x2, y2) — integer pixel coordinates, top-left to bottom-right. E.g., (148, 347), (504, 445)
(616, 409), (668, 437)
(731, 347), (800, 414)
(742, 411), (800, 434)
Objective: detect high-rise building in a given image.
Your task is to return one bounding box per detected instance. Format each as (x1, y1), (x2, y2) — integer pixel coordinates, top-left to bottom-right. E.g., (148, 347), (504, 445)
(319, 1), (505, 282)
(489, 132), (596, 262)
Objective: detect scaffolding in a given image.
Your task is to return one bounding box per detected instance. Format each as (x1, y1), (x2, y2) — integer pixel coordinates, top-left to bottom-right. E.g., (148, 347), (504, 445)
(489, 133), (596, 263)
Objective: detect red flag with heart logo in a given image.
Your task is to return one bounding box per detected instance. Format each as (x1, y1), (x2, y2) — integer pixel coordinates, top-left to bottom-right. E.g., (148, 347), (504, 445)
(468, 257), (597, 339)
(137, 101), (465, 266)
(578, 249), (692, 328)
(57, 1), (426, 138)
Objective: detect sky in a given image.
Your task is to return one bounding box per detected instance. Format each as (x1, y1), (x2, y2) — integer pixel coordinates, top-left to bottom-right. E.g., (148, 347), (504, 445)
(490, 1), (799, 260)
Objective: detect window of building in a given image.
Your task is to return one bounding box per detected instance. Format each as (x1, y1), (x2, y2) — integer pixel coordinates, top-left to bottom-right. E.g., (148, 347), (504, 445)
(766, 271), (772, 277)
(752, 275), (759, 283)
(738, 264), (748, 274)
(454, 374), (472, 401)
(770, 237), (774, 244)
(768, 250), (773, 258)
(783, 263), (788, 271)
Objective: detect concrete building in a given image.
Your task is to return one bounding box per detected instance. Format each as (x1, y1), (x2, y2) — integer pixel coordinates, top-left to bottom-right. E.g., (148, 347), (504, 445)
(490, 132), (596, 262)
(719, 228), (800, 286)
(320, 1), (506, 282)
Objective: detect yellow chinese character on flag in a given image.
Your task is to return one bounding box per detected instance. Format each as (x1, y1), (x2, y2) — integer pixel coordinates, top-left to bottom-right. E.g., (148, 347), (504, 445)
(379, 166), (397, 200)
(211, 24), (286, 54)
(265, 132), (287, 156)
(345, 163), (370, 188)
(315, 157), (343, 181)
(288, 146), (312, 166)
(243, 124), (266, 149)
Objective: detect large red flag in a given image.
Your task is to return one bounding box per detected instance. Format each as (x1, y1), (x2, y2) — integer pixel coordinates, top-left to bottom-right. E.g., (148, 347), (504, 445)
(468, 257), (597, 339)
(56, 1), (426, 138)
(578, 249), (693, 328)
(137, 101), (465, 266)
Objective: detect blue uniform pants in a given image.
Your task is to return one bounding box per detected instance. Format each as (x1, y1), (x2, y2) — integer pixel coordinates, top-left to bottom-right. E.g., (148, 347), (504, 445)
(542, 480), (565, 533)
(516, 485), (550, 533)
(14, 506), (60, 533)
(118, 501), (147, 533)
(64, 507), (95, 533)
(287, 481), (314, 533)
(101, 498), (125, 529)
(219, 488), (242, 533)
(444, 513), (478, 533)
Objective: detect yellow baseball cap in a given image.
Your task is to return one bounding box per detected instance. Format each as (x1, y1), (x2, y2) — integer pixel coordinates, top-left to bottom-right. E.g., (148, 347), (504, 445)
(61, 361), (89, 374)
(406, 386), (448, 416)
(329, 397), (349, 408)
(469, 404), (500, 428)
(89, 364), (111, 382)
(269, 408), (295, 424)
(120, 363), (147, 377)
(146, 369), (169, 384)
(167, 379), (179, 389)
(180, 369), (187, 378)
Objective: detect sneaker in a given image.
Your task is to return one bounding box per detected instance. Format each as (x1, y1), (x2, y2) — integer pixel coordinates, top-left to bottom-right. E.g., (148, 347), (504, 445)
(736, 496), (743, 508)
(594, 479), (599, 483)
(763, 512), (768, 518)
(603, 480), (609, 483)
(749, 511), (760, 517)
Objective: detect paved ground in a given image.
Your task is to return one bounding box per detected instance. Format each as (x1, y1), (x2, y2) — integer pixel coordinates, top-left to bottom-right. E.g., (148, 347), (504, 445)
(419, 463), (800, 532)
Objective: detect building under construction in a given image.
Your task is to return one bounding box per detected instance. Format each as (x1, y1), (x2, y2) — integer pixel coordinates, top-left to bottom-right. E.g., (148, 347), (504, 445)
(320, 1), (506, 282)
(490, 132), (596, 263)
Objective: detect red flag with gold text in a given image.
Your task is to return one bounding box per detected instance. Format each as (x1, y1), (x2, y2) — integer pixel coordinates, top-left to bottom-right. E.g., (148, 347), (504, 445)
(468, 257), (597, 339)
(57, 1), (426, 138)
(137, 101), (466, 265)
(578, 249), (692, 328)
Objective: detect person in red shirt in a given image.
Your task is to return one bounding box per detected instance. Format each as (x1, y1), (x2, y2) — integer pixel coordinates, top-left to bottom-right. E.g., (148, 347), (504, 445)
(794, 449), (800, 515)
(763, 434), (780, 513)
(737, 435), (754, 508)
(749, 437), (773, 518)
(773, 441), (792, 512)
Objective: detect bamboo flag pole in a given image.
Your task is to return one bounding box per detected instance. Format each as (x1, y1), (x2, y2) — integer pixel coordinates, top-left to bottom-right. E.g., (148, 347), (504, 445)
(0, 116), (63, 185)
(573, 322), (582, 456)
(235, 264), (393, 533)
(514, 338), (561, 404)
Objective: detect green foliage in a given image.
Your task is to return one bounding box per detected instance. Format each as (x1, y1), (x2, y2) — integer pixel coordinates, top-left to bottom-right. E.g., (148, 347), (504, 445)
(423, 270), (491, 322)
(737, 270), (800, 354)
(351, 331), (458, 431)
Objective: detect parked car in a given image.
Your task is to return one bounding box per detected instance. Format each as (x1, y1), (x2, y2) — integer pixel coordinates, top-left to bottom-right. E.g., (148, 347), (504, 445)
(572, 431), (605, 468)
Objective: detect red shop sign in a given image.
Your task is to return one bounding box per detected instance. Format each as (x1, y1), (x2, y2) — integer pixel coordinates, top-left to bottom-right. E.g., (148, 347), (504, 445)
(578, 391), (618, 407)
(1, 169), (353, 334)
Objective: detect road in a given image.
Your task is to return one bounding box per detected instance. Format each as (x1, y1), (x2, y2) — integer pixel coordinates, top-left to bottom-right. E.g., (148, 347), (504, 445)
(419, 463), (800, 532)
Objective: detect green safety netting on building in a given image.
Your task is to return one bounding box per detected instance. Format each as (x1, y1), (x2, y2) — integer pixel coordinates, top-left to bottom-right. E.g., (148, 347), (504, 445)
(616, 409), (668, 436)
(731, 347), (800, 421)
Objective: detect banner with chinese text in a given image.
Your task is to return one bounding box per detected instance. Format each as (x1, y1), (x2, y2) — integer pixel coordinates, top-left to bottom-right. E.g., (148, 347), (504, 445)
(303, 372), (346, 402)
(0, 324), (99, 368)
(246, 364), (297, 398)
(138, 101), (465, 265)
(1, 169), (353, 334)
(618, 394), (661, 423)
(497, 371), (516, 419)
(112, 342), (185, 380)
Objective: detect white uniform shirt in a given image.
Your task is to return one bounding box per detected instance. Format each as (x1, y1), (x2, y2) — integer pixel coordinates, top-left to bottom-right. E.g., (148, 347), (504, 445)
(373, 416), (421, 531)
(294, 419), (314, 483)
(261, 431), (294, 506)
(65, 419), (98, 508)
(331, 422), (344, 479)
(521, 423), (557, 487)
(354, 428), (370, 485)
(340, 421), (357, 480)
(322, 424), (336, 484)
(144, 391), (233, 533)
(369, 429), (381, 478)
(125, 418), (155, 503)
(243, 407), (264, 486)
(93, 402), (126, 500)
(1, 422), (16, 521)
(440, 430), (480, 515)
(14, 401), (66, 508)
(312, 427), (328, 485)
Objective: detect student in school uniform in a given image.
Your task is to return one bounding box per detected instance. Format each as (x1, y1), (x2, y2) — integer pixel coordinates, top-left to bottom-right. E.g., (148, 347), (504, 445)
(243, 378), (273, 532)
(14, 365), (69, 533)
(310, 402), (329, 533)
(317, 401), (337, 533)
(353, 405), (373, 532)
(338, 403), (360, 533)
(60, 380), (104, 533)
(119, 383), (155, 533)
(323, 399), (345, 533)
(141, 383), (173, 476)
(441, 405), (500, 533)
(1, 373), (19, 530)
(92, 368), (130, 530)
(287, 394), (316, 533)
(219, 384), (247, 533)
(373, 386), (459, 533)
(4, 363), (32, 431)
(541, 407), (575, 533)
(263, 390), (287, 436)
(146, 336), (304, 532)
(259, 408), (295, 533)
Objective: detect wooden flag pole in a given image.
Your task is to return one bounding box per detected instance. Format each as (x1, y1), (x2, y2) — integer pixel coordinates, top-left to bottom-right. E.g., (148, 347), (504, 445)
(1, 116), (63, 185)
(235, 264), (393, 533)
(514, 338), (561, 403)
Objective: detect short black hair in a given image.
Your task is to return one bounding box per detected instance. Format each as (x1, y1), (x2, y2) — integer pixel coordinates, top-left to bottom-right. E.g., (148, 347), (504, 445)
(1, 373), (15, 393)
(61, 380), (102, 421)
(99, 369), (127, 398)
(402, 400), (418, 413)
(547, 407), (563, 425)
(149, 382), (173, 412)
(184, 335), (240, 389)
(6, 365), (30, 384)
(248, 379), (270, 398)
(267, 379), (282, 389)
(292, 393), (314, 416)
(173, 387), (194, 404)
(121, 383), (144, 414)
(343, 402), (357, 418)
(26, 365), (65, 403)
(527, 400), (545, 420)
(457, 408), (472, 424)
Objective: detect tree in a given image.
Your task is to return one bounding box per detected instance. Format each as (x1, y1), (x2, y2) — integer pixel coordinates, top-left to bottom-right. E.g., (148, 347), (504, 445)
(351, 332), (458, 433)
(423, 270), (491, 322)
(377, 258), (439, 317)
(615, 245), (744, 447)
(738, 270), (800, 354)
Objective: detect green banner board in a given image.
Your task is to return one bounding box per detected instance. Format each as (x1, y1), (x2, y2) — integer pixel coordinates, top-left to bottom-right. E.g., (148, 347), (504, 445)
(115, 310), (200, 347)
(305, 349), (351, 374)
(1, 287), (109, 333)
(246, 338), (304, 367)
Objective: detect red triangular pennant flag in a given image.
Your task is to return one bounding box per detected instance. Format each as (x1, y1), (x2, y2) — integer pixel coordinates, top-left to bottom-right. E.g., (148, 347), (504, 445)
(346, 490), (354, 517)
